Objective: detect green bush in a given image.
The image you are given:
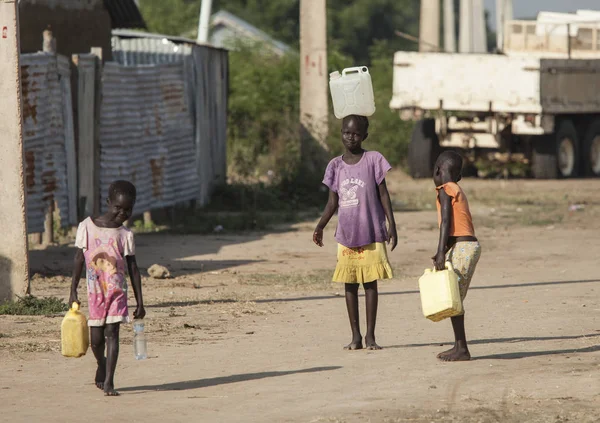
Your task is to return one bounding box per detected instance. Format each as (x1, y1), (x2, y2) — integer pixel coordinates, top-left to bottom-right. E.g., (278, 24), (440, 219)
(228, 41), (412, 188)
(0, 296), (68, 315)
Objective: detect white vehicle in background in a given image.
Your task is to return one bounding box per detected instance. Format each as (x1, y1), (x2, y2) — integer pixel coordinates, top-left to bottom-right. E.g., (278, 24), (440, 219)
(391, 11), (600, 179)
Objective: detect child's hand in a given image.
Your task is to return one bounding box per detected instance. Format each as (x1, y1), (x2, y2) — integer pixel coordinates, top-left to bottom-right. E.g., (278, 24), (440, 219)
(313, 227), (324, 247)
(134, 305), (146, 320)
(388, 227), (398, 251)
(68, 291), (79, 307)
(432, 252), (446, 271)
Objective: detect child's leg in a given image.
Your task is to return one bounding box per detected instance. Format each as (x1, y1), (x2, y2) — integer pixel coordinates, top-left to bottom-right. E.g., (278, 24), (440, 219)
(103, 323), (121, 396)
(364, 281), (381, 350)
(437, 315), (470, 362)
(438, 242), (481, 362)
(344, 283), (363, 350)
(90, 326), (106, 390)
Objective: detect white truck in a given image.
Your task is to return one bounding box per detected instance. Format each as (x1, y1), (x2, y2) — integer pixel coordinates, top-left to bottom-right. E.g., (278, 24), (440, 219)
(390, 15), (600, 179)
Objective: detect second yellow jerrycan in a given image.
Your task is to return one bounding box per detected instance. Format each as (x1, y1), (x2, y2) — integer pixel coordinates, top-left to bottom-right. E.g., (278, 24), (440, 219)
(61, 302), (89, 358)
(418, 261), (463, 322)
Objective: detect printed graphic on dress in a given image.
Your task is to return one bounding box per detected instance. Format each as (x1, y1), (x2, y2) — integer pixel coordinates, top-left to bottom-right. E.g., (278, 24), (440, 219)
(339, 178), (365, 208)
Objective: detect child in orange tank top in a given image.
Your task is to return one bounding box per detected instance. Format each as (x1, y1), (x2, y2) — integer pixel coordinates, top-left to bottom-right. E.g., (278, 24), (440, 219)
(431, 151), (481, 362)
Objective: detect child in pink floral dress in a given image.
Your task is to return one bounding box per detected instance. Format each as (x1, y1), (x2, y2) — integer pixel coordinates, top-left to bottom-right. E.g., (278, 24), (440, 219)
(69, 180), (145, 396)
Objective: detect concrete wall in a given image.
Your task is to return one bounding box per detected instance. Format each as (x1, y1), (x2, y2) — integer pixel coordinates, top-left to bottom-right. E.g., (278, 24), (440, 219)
(18, 0), (112, 60)
(0, 0), (30, 301)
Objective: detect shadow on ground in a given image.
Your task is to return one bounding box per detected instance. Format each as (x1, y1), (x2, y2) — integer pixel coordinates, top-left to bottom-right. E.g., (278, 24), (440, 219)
(28, 231), (275, 278)
(119, 366), (342, 392)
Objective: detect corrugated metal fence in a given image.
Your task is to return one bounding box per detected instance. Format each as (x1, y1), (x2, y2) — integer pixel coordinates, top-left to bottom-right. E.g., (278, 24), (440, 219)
(21, 44), (228, 233)
(21, 53), (77, 233)
(99, 61), (198, 213)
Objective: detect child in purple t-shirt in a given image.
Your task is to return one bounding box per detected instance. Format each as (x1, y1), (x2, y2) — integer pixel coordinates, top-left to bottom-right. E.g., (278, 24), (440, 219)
(313, 115), (397, 350)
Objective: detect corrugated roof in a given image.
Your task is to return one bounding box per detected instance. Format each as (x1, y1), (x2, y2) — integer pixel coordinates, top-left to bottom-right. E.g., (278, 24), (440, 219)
(17, 0), (146, 28)
(103, 0), (146, 29)
(112, 29), (196, 45)
(211, 10), (291, 54)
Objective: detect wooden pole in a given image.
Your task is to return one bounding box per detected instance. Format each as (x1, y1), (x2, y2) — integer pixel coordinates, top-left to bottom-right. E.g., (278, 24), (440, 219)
(42, 24), (56, 245)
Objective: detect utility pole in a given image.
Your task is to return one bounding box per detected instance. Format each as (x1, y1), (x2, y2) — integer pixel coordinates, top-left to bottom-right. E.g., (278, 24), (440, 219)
(299, 0), (329, 155)
(0, 0), (30, 301)
(419, 0), (440, 52)
(197, 0), (213, 44)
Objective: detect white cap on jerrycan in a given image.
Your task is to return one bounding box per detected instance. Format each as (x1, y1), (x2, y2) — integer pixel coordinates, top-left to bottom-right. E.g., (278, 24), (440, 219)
(329, 66), (376, 119)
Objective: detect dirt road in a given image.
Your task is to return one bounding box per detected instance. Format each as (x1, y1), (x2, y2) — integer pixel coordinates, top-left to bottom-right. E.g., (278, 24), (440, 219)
(2, 174), (600, 422)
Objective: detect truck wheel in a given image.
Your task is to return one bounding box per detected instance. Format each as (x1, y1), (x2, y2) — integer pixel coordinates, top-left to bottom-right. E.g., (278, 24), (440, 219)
(532, 136), (558, 179)
(408, 119), (439, 179)
(532, 120), (580, 179)
(582, 119), (600, 177)
(556, 120), (580, 178)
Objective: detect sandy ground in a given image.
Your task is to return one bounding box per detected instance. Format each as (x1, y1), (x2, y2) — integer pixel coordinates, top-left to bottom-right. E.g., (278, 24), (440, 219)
(2, 173), (600, 422)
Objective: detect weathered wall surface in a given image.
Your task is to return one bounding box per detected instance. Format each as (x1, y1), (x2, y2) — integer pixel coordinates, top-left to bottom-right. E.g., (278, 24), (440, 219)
(0, 0), (30, 301)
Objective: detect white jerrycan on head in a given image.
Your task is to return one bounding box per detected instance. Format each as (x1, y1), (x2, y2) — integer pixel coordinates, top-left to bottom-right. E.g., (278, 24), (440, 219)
(329, 66), (376, 119)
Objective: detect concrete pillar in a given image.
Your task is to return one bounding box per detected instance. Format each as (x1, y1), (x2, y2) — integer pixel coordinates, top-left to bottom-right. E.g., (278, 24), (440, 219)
(459, 0), (473, 53)
(419, 0), (440, 52)
(0, 0), (30, 301)
(471, 0), (486, 53)
(460, 0), (487, 53)
(299, 0), (328, 149)
(444, 0), (457, 52)
(496, 0), (513, 51)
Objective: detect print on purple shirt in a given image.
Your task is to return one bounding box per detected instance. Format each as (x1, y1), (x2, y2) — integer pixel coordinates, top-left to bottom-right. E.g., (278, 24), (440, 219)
(322, 150), (392, 248)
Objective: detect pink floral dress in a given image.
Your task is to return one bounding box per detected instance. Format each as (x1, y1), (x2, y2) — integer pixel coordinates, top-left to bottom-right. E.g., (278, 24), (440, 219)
(75, 217), (135, 326)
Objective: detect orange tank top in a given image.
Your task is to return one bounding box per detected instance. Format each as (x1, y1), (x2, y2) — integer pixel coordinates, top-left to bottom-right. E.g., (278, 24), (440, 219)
(436, 182), (475, 237)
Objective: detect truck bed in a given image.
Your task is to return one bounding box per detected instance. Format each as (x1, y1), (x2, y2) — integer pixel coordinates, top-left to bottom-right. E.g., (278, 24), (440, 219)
(390, 51), (600, 116)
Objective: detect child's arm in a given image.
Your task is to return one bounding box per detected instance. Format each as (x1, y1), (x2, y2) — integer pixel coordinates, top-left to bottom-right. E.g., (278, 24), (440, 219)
(69, 249), (85, 305)
(313, 190), (339, 247)
(126, 256), (146, 319)
(378, 179), (398, 251)
(433, 189), (452, 271)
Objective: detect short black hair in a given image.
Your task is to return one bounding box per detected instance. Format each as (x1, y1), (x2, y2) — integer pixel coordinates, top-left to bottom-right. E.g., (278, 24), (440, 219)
(108, 180), (137, 202)
(435, 151), (463, 172)
(342, 115), (369, 133)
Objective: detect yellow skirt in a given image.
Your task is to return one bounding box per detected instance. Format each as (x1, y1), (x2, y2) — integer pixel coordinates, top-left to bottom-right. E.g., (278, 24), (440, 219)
(333, 242), (393, 283)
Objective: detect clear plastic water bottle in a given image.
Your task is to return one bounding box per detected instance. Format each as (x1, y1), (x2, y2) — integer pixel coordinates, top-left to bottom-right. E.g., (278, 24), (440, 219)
(133, 320), (147, 360)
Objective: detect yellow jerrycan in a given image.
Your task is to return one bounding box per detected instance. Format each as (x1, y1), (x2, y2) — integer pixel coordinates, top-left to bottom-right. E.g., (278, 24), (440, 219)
(61, 302), (89, 358)
(418, 262), (463, 322)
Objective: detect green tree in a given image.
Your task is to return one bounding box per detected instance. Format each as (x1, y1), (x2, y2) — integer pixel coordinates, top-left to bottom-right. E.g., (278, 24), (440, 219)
(138, 0), (417, 172)
(138, 0), (200, 36)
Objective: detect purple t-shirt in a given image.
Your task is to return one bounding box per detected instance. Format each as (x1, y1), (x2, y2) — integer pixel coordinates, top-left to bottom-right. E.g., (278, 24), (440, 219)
(323, 151), (392, 248)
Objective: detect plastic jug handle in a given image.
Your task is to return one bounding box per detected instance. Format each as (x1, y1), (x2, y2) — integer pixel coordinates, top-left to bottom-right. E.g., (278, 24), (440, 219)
(445, 261), (454, 272)
(71, 302), (80, 311)
(342, 66), (369, 76)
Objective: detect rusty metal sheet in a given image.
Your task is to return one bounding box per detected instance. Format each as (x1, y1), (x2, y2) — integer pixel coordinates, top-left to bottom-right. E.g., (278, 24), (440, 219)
(21, 53), (75, 233)
(98, 61), (199, 213)
(190, 46), (229, 206)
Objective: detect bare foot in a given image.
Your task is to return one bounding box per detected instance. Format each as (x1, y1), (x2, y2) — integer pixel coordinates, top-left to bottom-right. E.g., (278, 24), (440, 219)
(437, 346), (471, 362)
(344, 337), (363, 350)
(365, 336), (382, 350)
(104, 389), (120, 397)
(104, 384), (120, 397)
(95, 359), (106, 390)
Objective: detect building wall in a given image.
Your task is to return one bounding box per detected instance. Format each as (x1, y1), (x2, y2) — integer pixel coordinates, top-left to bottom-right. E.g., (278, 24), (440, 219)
(19, 0), (113, 60)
